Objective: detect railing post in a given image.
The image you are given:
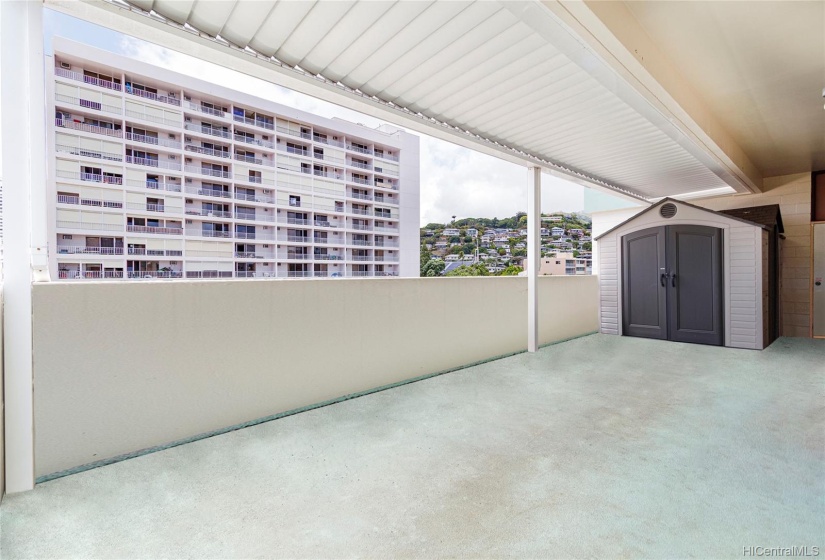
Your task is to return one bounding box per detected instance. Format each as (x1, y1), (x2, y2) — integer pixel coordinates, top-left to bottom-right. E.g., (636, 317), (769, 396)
(527, 167), (542, 352)
(2, 0), (47, 492)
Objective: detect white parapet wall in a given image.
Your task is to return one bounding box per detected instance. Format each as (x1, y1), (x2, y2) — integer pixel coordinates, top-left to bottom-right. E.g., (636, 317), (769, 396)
(32, 276), (598, 478)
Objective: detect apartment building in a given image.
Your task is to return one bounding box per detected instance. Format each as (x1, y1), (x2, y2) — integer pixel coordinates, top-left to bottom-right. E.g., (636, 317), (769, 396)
(48, 40), (419, 280)
(538, 253), (591, 276)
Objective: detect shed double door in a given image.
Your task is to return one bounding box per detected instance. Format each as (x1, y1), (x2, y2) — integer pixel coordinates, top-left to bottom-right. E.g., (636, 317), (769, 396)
(622, 225), (723, 345)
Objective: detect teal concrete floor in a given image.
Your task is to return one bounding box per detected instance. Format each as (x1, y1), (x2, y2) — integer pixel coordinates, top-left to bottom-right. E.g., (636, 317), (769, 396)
(1, 334), (823, 559)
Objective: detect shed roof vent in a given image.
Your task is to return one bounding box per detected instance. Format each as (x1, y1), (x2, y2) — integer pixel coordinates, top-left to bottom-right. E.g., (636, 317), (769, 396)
(660, 203), (678, 218)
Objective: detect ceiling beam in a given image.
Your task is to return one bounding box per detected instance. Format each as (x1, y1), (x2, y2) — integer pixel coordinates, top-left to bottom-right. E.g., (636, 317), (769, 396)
(539, 0), (763, 194)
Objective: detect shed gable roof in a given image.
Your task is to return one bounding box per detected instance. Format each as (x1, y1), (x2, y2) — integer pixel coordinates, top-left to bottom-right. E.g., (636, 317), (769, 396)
(594, 198), (769, 240)
(719, 205), (784, 234)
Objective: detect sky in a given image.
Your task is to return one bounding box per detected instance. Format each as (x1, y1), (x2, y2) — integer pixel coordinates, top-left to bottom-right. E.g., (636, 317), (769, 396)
(1, 8), (635, 227)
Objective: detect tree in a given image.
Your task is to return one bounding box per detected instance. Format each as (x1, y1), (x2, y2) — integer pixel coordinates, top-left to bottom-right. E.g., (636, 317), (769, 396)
(446, 263), (490, 277)
(424, 222), (444, 230)
(582, 242), (592, 251)
(421, 259), (445, 277)
(498, 265), (523, 276)
(512, 249), (527, 258)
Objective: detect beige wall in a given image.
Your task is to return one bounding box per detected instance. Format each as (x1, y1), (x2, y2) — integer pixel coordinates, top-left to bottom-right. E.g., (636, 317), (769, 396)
(692, 173), (812, 337)
(32, 275), (598, 478)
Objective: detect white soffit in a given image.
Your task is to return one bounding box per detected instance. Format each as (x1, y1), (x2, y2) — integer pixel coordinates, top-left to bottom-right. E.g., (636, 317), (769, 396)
(48, 0), (761, 200)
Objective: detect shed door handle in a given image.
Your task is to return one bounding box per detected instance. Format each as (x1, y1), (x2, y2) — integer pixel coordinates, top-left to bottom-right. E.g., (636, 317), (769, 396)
(661, 273), (667, 287)
(671, 273), (677, 288)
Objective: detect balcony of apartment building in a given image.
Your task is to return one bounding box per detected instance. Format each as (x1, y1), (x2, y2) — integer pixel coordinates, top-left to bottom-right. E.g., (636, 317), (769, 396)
(313, 246), (344, 262)
(373, 191), (399, 206)
(54, 89), (122, 118)
(349, 264), (372, 277)
(373, 177), (399, 191)
(311, 145), (345, 167)
(311, 212), (344, 230)
(235, 262), (276, 278)
(182, 178), (232, 200)
(276, 138), (312, 160)
(373, 235), (399, 249)
(183, 157), (231, 180)
(184, 138), (231, 163)
(373, 220), (399, 234)
(277, 210), (311, 227)
(279, 229), (311, 245)
(278, 246), (312, 261)
(234, 242), (275, 261)
(125, 195), (182, 217)
(56, 235), (124, 258)
(346, 155), (373, 172)
(373, 146), (399, 162)
(55, 262), (124, 280)
(184, 266), (234, 279)
(125, 125), (182, 151)
(233, 106), (275, 132)
(182, 116), (231, 140)
(56, 189), (123, 211)
(348, 187), (373, 202)
(349, 249), (373, 263)
(126, 216), (183, 236)
(55, 58), (123, 91)
(234, 148), (275, 168)
(182, 94), (229, 120)
(55, 109), (123, 139)
(126, 242), (183, 259)
(349, 218), (373, 232)
(234, 223), (275, 242)
(184, 200), (232, 220)
(125, 260), (184, 279)
(185, 221), (232, 240)
(125, 173), (182, 193)
(234, 205), (276, 224)
(125, 148), (181, 172)
(124, 77), (181, 107)
(285, 263), (311, 277)
(234, 128), (275, 150)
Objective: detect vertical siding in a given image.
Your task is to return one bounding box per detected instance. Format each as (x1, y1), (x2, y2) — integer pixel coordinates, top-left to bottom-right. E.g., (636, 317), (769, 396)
(599, 235), (619, 334)
(728, 226), (760, 349)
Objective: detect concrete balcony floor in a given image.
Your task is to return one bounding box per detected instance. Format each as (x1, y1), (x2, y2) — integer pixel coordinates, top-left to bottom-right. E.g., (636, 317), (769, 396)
(2, 334), (823, 558)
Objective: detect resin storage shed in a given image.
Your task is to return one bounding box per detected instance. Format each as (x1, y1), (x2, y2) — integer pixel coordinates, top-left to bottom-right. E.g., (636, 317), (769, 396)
(595, 199), (782, 350)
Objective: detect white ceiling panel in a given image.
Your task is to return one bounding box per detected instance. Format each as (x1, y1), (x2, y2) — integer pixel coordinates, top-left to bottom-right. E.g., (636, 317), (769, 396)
(68, 0), (770, 200)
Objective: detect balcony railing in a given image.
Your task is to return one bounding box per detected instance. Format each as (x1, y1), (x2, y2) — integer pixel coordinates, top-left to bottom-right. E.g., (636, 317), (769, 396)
(126, 224), (183, 235)
(312, 135), (345, 148)
(185, 101), (227, 118)
(185, 144), (231, 158)
(236, 175), (276, 186)
(313, 254), (342, 261)
(349, 177), (370, 185)
(56, 246), (124, 255)
(374, 182), (399, 191)
(184, 186), (232, 199)
(126, 202), (179, 213)
(184, 122), (230, 138)
(350, 271), (372, 277)
(313, 170), (343, 180)
(127, 271), (184, 279)
(55, 143), (123, 162)
(374, 211), (399, 219)
(55, 67), (122, 91)
(313, 237), (328, 244)
(184, 165), (231, 178)
(284, 235), (311, 243)
(313, 152), (346, 165)
(57, 221), (123, 232)
(58, 270), (124, 279)
(234, 231), (275, 241)
(126, 155), (182, 171)
(374, 226), (399, 233)
(351, 255), (372, 261)
(234, 114), (275, 130)
(234, 192), (275, 204)
(281, 253), (311, 260)
(57, 194), (123, 209)
(351, 240), (371, 246)
(126, 87), (181, 107)
(185, 209), (232, 218)
(235, 154), (273, 167)
(347, 144), (373, 155)
(373, 166), (400, 177)
(55, 118), (123, 138)
(126, 179), (182, 192)
(276, 125), (312, 140)
(374, 241), (399, 248)
(234, 134), (274, 149)
(374, 152), (399, 162)
(350, 193), (373, 201)
(279, 218), (310, 226)
(56, 170), (124, 184)
(349, 161), (373, 170)
(186, 271), (234, 279)
(235, 271), (277, 278)
(126, 132), (182, 149)
(127, 248), (182, 257)
(351, 208), (371, 216)
(188, 230), (232, 239)
(235, 252), (269, 259)
(55, 93), (122, 115)
(287, 271), (312, 277)
(374, 255), (399, 262)
(125, 109), (179, 127)
(352, 224), (373, 231)
(235, 213), (275, 222)
(278, 145), (310, 157)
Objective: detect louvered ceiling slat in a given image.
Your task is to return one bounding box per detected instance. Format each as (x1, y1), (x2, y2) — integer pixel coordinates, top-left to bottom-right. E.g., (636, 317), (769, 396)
(90, 0), (750, 198)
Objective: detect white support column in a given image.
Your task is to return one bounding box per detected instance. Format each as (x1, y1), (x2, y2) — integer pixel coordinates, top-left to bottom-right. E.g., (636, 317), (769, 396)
(527, 167), (541, 352)
(2, 0), (48, 492)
